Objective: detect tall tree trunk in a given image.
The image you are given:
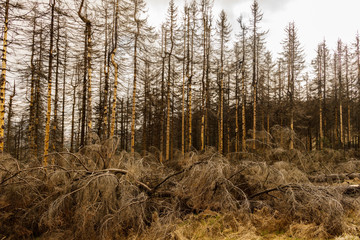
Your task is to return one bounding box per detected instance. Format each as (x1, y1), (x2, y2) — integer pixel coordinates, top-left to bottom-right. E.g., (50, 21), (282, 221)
(142, 62), (149, 153)
(253, 83), (257, 150)
(131, 27), (139, 154)
(34, 28), (43, 158)
(110, 0), (119, 138)
(6, 84), (15, 152)
(29, 16), (36, 156)
(70, 77), (77, 153)
(227, 74), (230, 153)
(43, 0), (56, 165)
(338, 42), (344, 146)
(52, 14), (60, 151)
(345, 46), (351, 146)
(235, 61), (239, 152)
(181, 20), (186, 155)
(159, 27), (166, 162)
(0, 0), (9, 153)
(78, 0), (92, 145)
(166, 42), (173, 161)
(61, 36), (67, 149)
(101, 8), (109, 140)
(166, 7), (175, 160)
(318, 46), (323, 150)
(242, 66), (246, 151)
(200, 10), (207, 151)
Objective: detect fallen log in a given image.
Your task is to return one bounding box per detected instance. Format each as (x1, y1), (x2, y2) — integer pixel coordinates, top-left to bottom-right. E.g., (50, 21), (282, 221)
(249, 184), (360, 200)
(309, 173), (360, 183)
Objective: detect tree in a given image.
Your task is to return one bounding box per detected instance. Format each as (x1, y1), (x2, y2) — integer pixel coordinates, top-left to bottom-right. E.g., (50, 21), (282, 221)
(110, 0), (119, 138)
(164, 0), (177, 160)
(249, 0), (266, 150)
(216, 10), (231, 154)
(281, 22), (304, 150)
(128, 0), (152, 154)
(337, 40), (344, 146)
(263, 51), (274, 144)
(78, 0), (93, 147)
(238, 15), (247, 152)
(0, 0), (9, 153)
(314, 43), (324, 149)
(43, 0), (56, 166)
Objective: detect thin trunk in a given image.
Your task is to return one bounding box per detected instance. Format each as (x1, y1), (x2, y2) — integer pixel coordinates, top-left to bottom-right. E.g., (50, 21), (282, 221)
(52, 14), (60, 151)
(345, 46), (351, 146)
(320, 94), (323, 150)
(131, 28), (139, 153)
(252, 83), (257, 150)
(166, 42), (173, 161)
(29, 16), (36, 156)
(334, 54), (338, 145)
(235, 62), (239, 152)
(338, 42), (344, 146)
(166, 9), (175, 161)
(34, 28), (43, 158)
(6, 85), (15, 152)
(43, 0), (56, 165)
(110, 0), (119, 138)
(227, 73), (230, 153)
(188, 8), (194, 152)
(318, 47), (323, 150)
(70, 81), (76, 152)
(110, 50), (118, 138)
(142, 62), (149, 153)
(101, 8), (109, 140)
(78, 0), (92, 145)
(181, 19), (186, 155)
(131, 39), (137, 153)
(200, 12), (207, 151)
(252, 7), (257, 151)
(242, 67), (246, 151)
(160, 27), (166, 162)
(61, 36), (67, 149)
(0, 0), (9, 152)
(86, 23), (92, 143)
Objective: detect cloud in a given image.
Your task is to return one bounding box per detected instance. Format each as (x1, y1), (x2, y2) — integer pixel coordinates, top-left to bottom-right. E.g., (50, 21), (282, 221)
(257, 0), (294, 12)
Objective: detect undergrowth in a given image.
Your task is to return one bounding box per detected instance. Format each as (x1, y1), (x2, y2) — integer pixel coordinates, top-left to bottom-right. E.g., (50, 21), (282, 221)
(1, 136), (360, 239)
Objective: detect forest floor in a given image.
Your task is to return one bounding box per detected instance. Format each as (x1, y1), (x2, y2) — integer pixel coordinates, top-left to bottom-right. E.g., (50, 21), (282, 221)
(2, 140), (360, 239)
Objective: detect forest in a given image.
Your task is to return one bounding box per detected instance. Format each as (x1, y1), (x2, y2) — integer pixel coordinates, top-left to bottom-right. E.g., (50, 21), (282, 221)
(1, 0), (360, 239)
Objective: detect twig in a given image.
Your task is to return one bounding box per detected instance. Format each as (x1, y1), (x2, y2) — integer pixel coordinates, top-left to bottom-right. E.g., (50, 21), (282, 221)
(152, 161), (207, 192)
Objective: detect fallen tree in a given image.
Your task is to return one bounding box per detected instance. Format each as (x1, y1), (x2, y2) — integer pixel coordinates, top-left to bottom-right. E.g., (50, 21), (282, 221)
(1, 145), (360, 239)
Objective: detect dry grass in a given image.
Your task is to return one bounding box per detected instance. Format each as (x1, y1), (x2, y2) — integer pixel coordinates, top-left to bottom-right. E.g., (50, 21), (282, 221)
(1, 139), (360, 239)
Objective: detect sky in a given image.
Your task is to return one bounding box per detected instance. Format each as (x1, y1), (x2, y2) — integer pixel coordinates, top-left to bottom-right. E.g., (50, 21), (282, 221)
(146, 0), (360, 68)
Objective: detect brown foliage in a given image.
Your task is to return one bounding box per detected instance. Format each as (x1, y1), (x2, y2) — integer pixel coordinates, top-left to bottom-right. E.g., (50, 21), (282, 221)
(1, 142), (360, 239)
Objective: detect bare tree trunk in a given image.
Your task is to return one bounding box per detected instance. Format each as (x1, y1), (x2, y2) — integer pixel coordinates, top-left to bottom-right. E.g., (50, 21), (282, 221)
(29, 16), (36, 156)
(78, 0), (92, 145)
(181, 20), (186, 155)
(235, 61), (239, 152)
(159, 27), (166, 162)
(6, 84), (15, 152)
(43, 0), (56, 165)
(61, 35), (67, 149)
(52, 14), (60, 151)
(110, 0), (119, 138)
(242, 67), (246, 151)
(252, 83), (257, 150)
(0, 0), (9, 152)
(338, 41), (344, 146)
(70, 77), (77, 153)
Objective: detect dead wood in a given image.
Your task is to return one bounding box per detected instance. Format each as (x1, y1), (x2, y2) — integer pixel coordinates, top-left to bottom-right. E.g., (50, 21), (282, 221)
(309, 173), (360, 183)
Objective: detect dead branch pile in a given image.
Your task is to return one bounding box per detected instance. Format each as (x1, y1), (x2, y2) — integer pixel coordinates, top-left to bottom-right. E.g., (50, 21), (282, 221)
(1, 142), (360, 239)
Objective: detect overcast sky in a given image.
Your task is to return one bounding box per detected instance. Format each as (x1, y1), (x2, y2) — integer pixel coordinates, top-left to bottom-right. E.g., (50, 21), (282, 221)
(146, 0), (360, 68)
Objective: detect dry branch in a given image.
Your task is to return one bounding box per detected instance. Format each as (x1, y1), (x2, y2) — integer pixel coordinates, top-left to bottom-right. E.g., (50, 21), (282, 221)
(309, 173), (360, 183)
